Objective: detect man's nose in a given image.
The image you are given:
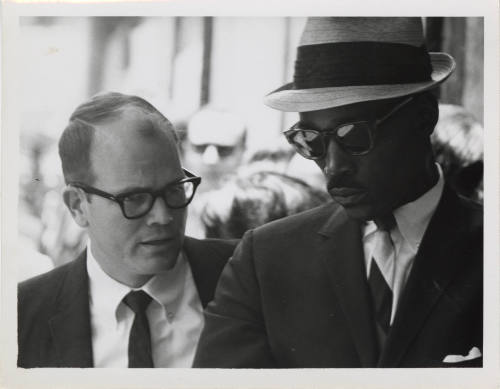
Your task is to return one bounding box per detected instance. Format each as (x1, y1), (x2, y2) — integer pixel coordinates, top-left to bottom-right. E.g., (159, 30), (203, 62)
(146, 196), (174, 225)
(321, 138), (355, 179)
(201, 144), (220, 165)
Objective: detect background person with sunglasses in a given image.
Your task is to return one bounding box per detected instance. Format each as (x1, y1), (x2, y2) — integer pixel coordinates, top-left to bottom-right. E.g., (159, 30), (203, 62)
(194, 17), (483, 368)
(18, 92), (238, 368)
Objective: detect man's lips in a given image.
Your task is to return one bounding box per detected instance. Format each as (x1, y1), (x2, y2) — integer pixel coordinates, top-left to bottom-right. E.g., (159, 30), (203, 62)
(328, 187), (367, 205)
(328, 187), (365, 197)
(141, 237), (174, 246)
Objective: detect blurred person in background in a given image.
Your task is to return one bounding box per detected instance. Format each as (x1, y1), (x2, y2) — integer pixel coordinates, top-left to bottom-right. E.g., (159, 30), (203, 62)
(37, 143), (87, 267)
(240, 142), (296, 175)
(194, 17), (483, 368)
(182, 105), (247, 193)
(200, 170), (330, 239)
(285, 152), (327, 190)
(16, 239), (54, 283)
(431, 104), (483, 203)
(241, 140), (327, 192)
(181, 106), (247, 238)
(18, 92), (237, 368)
(18, 138), (86, 281)
(17, 137), (56, 281)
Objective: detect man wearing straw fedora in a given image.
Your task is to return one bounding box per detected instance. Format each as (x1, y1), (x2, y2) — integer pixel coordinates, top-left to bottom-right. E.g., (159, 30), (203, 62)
(194, 17), (483, 368)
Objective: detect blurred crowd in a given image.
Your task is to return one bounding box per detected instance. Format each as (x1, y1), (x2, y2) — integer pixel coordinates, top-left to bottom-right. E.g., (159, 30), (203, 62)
(18, 102), (484, 281)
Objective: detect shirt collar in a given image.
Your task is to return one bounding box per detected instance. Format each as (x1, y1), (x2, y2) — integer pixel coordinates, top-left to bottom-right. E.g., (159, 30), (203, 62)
(364, 164), (444, 252)
(86, 242), (131, 322)
(142, 251), (188, 316)
(86, 241), (188, 323)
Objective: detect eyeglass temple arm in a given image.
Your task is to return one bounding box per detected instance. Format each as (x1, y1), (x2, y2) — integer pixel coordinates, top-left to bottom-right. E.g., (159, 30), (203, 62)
(376, 96), (414, 124)
(68, 183), (118, 202)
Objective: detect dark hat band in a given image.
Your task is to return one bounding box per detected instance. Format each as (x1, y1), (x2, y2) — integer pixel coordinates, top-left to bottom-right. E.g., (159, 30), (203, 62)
(294, 42), (433, 89)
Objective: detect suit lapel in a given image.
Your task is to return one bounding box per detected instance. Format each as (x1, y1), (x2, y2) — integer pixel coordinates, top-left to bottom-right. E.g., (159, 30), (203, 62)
(184, 237), (234, 308)
(318, 206), (378, 367)
(48, 251), (93, 367)
(378, 186), (467, 366)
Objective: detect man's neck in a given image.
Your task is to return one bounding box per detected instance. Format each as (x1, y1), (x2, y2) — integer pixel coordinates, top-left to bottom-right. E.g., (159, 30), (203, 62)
(397, 160), (439, 211)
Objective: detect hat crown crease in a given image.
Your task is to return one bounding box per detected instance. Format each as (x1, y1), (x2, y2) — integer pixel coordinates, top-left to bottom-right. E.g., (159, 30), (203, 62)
(264, 17), (455, 112)
(300, 17), (424, 47)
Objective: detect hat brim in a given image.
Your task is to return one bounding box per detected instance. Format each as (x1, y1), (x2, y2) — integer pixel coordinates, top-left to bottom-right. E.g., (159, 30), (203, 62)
(263, 53), (455, 112)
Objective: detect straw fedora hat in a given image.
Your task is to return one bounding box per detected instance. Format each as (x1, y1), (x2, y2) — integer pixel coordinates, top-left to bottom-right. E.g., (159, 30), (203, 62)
(264, 17), (455, 112)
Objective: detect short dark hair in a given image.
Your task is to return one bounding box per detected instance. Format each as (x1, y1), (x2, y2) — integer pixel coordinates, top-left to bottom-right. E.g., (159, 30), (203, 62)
(58, 92), (177, 184)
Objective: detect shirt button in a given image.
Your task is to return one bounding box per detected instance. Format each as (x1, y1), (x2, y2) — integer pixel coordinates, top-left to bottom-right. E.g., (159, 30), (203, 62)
(167, 312), (175, 320)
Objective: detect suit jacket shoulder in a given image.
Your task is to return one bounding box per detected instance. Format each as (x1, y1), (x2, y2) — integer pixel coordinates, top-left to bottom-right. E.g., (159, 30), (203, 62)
(18, 252), (92, 368)
(18, 254), (85, 314)
(184, 236), (239, 307)
(254, 201), (338, 236)
(195, 186), (484, 368)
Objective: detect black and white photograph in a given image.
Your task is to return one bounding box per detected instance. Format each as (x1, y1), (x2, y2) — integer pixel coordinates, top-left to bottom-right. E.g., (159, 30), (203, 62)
(1, 1), (499, 388)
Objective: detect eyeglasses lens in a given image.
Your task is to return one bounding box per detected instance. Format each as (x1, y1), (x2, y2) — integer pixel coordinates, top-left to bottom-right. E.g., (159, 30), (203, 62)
(123, 193), (154, 218)
(288, 130), (325, 159)
(165, 182), (193, 207)
(289, 123), (372, 159)
(334, 123), (372, 154)
(122, 182), (195, 218)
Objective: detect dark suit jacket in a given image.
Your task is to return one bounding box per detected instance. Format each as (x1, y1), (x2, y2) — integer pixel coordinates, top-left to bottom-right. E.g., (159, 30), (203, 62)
(193, 185), (483, 368)
(18, 237), (238, 368)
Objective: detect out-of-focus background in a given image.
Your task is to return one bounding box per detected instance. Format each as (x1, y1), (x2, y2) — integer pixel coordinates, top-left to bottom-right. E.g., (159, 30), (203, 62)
(18, 17), (484, 280)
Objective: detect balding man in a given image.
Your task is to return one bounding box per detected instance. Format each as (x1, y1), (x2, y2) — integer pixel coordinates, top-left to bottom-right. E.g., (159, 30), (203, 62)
(18, 92), (237, 368)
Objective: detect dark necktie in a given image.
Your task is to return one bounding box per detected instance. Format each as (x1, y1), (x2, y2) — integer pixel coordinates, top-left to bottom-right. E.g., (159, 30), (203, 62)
(123, 290), (154, 368)
(369, 214), (396, 352)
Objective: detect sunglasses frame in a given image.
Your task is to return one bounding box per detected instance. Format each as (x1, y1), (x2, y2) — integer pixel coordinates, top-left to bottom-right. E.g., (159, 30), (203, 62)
(68, 168), (201, 219)
(284, 96), (414, 159)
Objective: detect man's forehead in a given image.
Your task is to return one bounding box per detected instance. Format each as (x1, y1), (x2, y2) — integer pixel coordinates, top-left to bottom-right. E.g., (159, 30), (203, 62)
(94, 108), (175, 145)
(89, 123), (182, 191)
(90, 108), (180, 176)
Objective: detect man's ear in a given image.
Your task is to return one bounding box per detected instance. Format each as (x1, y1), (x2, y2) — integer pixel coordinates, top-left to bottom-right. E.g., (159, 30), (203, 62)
(415, 93), (439, 136)
(62, 186), (90, 228)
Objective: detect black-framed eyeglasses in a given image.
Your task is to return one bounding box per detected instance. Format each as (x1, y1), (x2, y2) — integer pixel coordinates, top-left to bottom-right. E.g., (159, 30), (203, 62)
(69, 169), (201, 219)
(284, 96), (414, 159)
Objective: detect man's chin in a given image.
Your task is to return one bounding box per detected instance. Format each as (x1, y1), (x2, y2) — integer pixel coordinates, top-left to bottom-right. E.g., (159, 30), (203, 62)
(341, 202), (397, 222)
(139, 254), (179, 275)
(139, 244), (181, 269)
(338, 202), (377, 222)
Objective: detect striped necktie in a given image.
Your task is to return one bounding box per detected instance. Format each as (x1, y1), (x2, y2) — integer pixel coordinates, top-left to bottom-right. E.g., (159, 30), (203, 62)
(368, 214), (396, 351)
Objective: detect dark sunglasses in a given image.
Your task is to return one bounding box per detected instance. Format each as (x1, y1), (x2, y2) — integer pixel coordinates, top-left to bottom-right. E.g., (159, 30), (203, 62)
(192, 144), (237, 158)
(69, 169), (201, 219)
(284, 96), (414, 159)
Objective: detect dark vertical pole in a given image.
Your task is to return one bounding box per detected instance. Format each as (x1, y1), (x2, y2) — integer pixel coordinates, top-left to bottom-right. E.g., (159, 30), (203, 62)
(440, 17), (466, 105)
(425, 17), (444, 99)
(425, 17), (444, 52)
(88, 18), (108, 96)
(279, 17), (292, 132)
(463, 18), (483, 123)
(87, 17), (120, 96)
(200, 17), (213, 107)
(169, 17), (182, 99)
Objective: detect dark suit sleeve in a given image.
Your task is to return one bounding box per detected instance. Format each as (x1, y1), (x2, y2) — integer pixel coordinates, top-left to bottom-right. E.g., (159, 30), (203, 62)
(193, 230), (276, 368)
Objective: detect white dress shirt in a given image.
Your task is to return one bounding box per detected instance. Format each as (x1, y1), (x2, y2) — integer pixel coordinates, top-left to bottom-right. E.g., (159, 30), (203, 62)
(86, 243), (204, 367)
(363, 165), (444, 324)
